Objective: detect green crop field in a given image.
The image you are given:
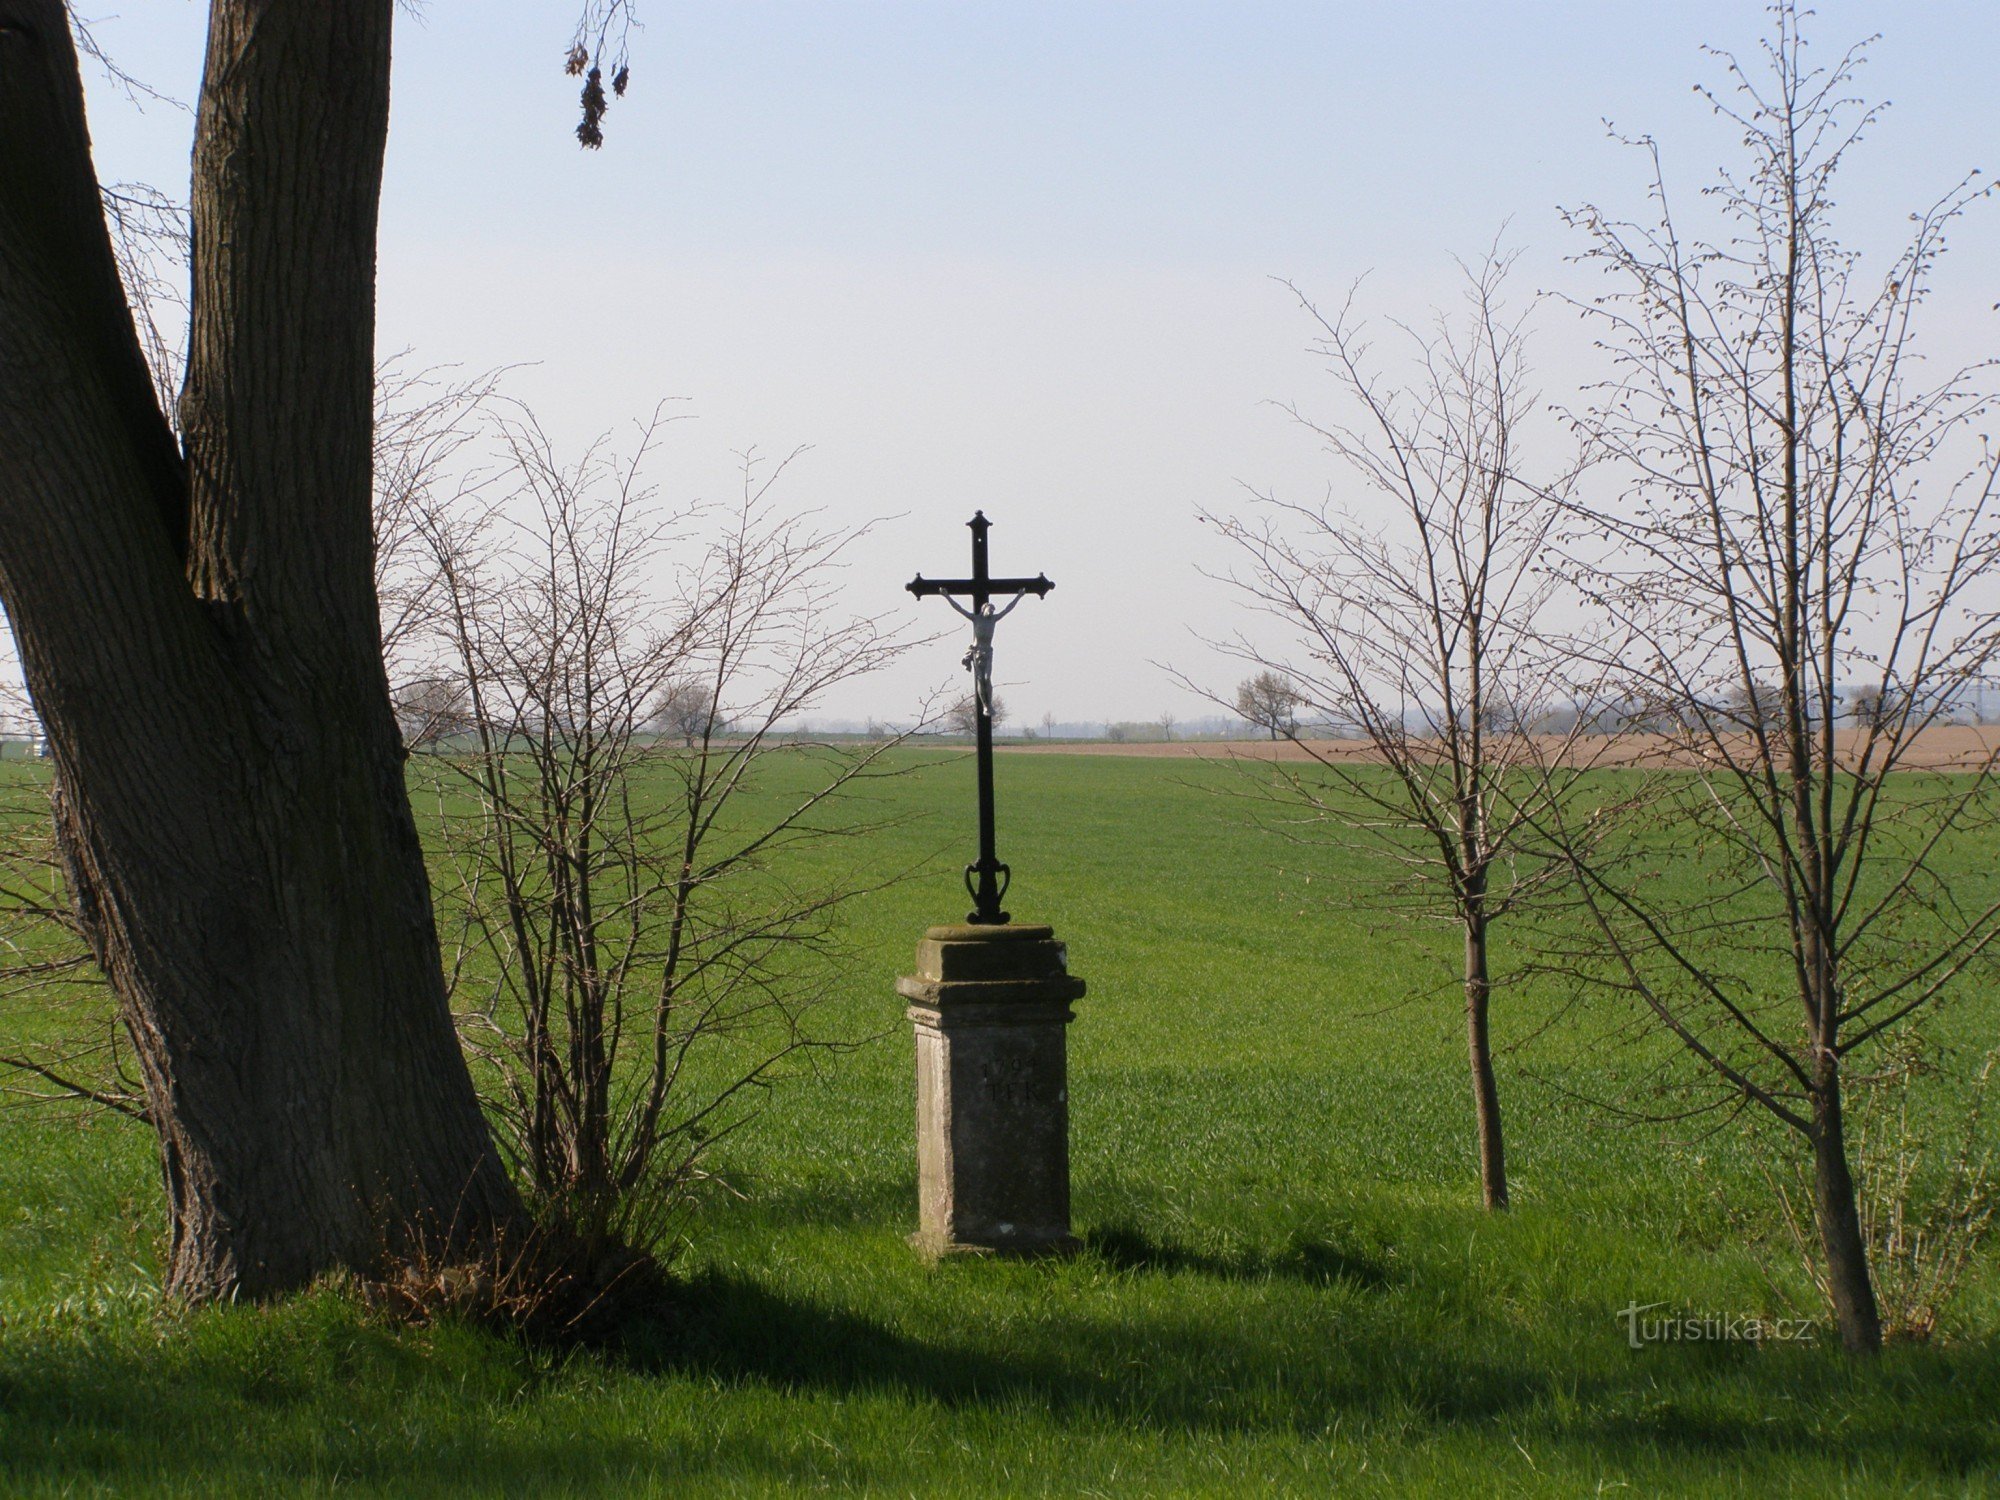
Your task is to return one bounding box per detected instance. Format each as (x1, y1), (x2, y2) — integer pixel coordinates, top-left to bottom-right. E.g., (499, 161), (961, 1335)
(2, 751), (1997, 1496)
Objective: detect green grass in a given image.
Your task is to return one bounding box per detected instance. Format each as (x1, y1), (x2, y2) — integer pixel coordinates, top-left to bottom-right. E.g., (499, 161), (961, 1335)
(2, 751), (1998, 1496)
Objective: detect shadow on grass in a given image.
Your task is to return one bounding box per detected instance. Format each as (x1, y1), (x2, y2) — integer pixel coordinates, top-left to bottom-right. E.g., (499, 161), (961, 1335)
(6, 1273), (2000, 1492)
(617, 1272), (2000, 1478)
(623, 1266), (1530, 1430)
(1083, 1223), (1400, 1289)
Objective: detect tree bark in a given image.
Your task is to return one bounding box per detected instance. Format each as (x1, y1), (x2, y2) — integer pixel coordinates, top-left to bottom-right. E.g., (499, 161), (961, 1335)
(0, 1), (521, 1298)
(1811, 1063), (1883, 1354)
(1464, 915), (1508, 1210)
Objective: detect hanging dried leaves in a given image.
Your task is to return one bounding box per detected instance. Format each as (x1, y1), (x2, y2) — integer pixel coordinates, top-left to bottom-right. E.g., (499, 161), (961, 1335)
(576, 66), (608, 149)
(566, 3), (636, 148)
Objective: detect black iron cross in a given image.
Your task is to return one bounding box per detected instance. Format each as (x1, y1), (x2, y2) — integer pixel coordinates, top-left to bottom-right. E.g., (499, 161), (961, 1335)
(908, 512), (1053, 924)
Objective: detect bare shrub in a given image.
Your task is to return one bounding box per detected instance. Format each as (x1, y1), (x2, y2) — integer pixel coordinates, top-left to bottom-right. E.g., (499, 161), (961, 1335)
(406, 408), (912, 1263)
(1771, 1049), (2000, 1343)
(0, 775), (134, 1118)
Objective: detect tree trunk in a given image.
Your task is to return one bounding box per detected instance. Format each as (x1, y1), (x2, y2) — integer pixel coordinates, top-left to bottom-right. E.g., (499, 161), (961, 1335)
(0, 1), (521, 1298)
(1811, 1065), (1883, 1354)
(1465, 916), (1508, 1210)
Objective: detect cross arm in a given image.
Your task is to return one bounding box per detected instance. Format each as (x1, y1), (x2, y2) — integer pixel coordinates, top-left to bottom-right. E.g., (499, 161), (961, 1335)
(907, 573), (1054, 598)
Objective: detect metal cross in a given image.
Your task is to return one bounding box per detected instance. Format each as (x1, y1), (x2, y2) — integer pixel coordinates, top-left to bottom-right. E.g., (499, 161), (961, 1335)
(907, 511), (1053, 924)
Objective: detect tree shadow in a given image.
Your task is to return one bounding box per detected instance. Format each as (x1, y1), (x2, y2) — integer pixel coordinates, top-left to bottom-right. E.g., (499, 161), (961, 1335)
(610, 1270), (2000, 1475)
(1082, 1222), (1400, 1290)
(621, 1266), (1543, 1432)
(5, 1269), (1999, 1490)
(1570, 1333), (2000, 1472)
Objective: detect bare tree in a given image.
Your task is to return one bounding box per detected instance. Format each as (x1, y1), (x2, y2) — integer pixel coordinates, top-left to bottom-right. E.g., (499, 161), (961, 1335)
(412, 413), (912, 1263)
(1551, 3), (2000, 1352)
(1234, 670), (1301, 740)
(1203, 253), (1605, 1211)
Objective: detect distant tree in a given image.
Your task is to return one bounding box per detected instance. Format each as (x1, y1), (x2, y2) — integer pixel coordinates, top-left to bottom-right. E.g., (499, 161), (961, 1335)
(1235, 671), (1301, 740)
(1525, 703), (1582, 736)
(945, 694), (1005, 737)
(647, 678), (721, 747)
(392, 677), (473, 750)
(1847, 687), (1896, 730)
(1720, 680), (1784, 734)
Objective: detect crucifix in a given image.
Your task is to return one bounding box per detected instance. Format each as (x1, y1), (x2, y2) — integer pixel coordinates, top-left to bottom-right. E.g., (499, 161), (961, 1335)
(908, 511), (1053, 924)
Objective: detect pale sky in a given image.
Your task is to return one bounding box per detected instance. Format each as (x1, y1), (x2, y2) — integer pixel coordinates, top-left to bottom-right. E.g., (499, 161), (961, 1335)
(54, 2), (2000, 727)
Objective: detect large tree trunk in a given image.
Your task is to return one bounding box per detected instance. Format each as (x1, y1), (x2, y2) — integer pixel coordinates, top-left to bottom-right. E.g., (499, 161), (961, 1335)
(0, 1), (521, 1298)
(1811, 1064), (1883, 1354)
(1464, 914), (1508, 1210)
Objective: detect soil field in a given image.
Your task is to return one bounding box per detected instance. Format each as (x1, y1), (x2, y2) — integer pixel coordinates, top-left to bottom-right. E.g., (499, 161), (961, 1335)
(1004, 724), (2000, 770)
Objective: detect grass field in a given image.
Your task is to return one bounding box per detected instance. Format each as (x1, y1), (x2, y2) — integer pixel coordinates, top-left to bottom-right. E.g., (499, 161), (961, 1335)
(2, 751), (1998, 1496)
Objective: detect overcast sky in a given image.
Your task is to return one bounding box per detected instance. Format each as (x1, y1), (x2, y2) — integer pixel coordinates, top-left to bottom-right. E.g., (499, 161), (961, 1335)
(55, 2), (2000, 727)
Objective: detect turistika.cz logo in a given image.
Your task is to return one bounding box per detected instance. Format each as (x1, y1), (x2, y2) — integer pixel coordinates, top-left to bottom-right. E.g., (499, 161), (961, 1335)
(1616, 1301), (1818, 1348)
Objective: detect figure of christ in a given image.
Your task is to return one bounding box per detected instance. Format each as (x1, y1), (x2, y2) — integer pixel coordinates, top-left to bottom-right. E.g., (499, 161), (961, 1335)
(946, 593), (1024, 715)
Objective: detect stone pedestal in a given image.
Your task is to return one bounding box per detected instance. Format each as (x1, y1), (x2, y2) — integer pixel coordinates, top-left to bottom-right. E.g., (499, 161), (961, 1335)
(897, 923), (1085, 1260)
